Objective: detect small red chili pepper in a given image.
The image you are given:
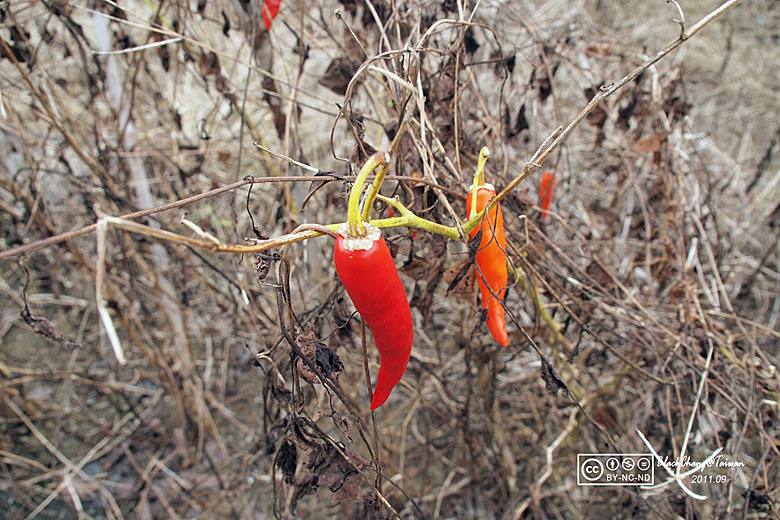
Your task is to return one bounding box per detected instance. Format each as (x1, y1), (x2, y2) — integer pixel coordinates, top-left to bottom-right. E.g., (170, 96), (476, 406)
(467, 148), (509, 347)
(334, 153), (414, 410)
(538, 171), (555, 220)
(262, 0), (282, 31)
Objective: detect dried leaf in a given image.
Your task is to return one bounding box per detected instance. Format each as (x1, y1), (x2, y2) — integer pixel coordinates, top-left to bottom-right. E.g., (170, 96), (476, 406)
(463, 30), (480, 54)
(48, 0), (73, 16)
(444, 259), (477, 302)
(296, 330), (317, 360)
(332, 471), (361, 504)
(318, 58), (357, 95)
(630, 133), (664, 153)
(315, 342), (343, 379)
(540, 361), (565, 394)
(492, 50), (515, 76)
(441, 0), (458, 13)
(584, 86), (608, 147)
(215, 74), (237, 104)
(297, 335), (343, 385)
(591, 405), (621, 434)
(297, 358), (319, 385)
(584, 86), (608, 126)
(348, 115), (378, 166)
(253, 252), (274, 284)
(0, 41), (32, 64)
(20, 305), (81, 350)
(276, 440), (298, 483)
(410, 257), (444, 326)
(303, 443), (368, 503)
(331, 411), (352, 443)
(410, 283), (434, 325)
(584, 42), (617, 58)
(261, 75), (286, 139)
(152, 32), (170, 70)
(304, 446), (341, 490)
(666, 95), (692, 123)
(400, 255), (431, 279)
(199, 51), (220, 76)
(221, 10), (230, 36)
(10, 24), (30, 43)
(290, 473), (318, 512)
(533, 63), (559, 103)
(337, 0), (358, 16)
(288, 421), (315, 451)
(513, 103), (529, 137)
(585, 260), (615, 290)
(296, 330), (321, 384)
(431, 232), (448, 259)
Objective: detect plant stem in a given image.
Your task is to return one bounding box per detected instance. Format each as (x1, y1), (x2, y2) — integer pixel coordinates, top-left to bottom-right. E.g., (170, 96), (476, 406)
(347, 153), (390, 236)
(361, 160), (391, 223)
(469, 147), (490, 217)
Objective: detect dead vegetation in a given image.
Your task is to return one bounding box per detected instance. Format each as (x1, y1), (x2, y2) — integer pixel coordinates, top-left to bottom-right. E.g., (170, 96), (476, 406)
(1, 0), (779, 518)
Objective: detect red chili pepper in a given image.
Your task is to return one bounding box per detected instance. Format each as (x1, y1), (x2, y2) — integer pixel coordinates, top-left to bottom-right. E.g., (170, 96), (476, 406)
(262, 0), (282, 31)
(538, 171), (555, 220)
(335, 224), (413, 410)
(334, 153), (413, 410)
(467, 148), (509, 347)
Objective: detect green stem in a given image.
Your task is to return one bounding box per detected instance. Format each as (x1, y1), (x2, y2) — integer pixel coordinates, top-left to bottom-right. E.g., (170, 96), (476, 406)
(339, 146), (501, 242)
(375, 195), (460, 240)
(347, 153), (390, 236)
(470, 146), (490, 217)
(377, 194), (485, 239)
(361, 160), (391, 223)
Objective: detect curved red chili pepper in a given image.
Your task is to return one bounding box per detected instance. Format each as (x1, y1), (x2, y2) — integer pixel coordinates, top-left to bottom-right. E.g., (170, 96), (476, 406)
(334, 224), (414, 410)
(467, 186), (509, 346)
(262, 0), (282, 31)
(467, 148), (508, 347)
(539, 171), (555, 220)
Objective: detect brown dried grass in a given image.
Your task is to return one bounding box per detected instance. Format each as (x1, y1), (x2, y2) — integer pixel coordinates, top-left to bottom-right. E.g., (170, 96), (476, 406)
(0, 0), (778, 519)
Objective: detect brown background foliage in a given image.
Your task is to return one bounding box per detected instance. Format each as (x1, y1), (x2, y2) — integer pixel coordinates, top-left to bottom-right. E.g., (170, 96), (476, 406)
(0, 0), (778, 519)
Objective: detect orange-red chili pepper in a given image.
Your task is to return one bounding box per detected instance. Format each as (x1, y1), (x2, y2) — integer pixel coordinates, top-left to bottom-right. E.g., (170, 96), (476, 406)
(539, 171), (555, 220)
(467, 148), (509, 347)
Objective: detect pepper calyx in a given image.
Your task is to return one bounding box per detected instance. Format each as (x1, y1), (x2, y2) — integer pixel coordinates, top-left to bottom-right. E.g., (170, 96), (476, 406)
(338, 222), (380, 251)
(472, 182), (496, 192)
